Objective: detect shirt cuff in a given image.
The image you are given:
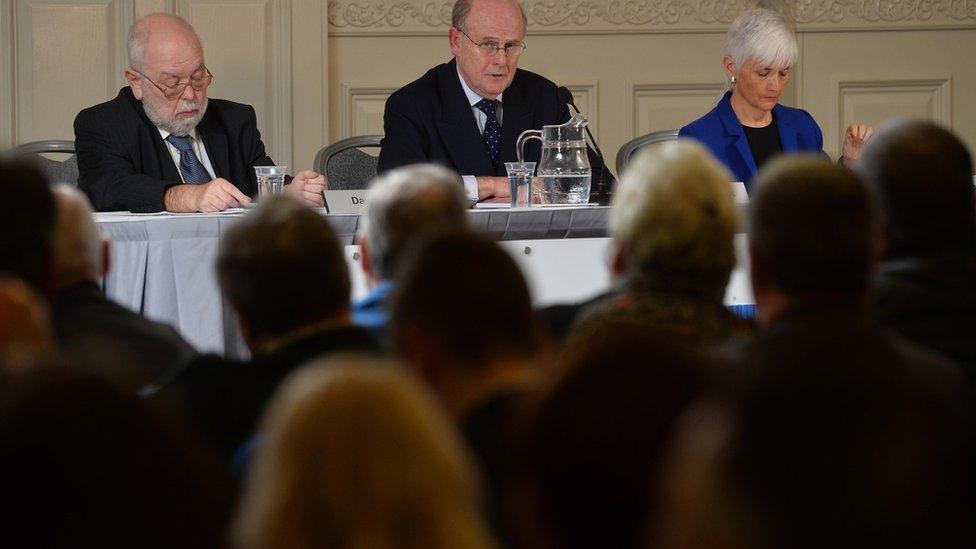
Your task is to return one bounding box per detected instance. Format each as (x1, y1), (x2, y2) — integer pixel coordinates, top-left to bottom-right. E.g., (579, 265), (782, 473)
(462, 175), (479, 201)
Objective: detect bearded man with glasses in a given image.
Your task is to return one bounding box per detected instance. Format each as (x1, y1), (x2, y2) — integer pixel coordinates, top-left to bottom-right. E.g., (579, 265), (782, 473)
(377, 0), (612, 202)
(75, 13), (327, 212)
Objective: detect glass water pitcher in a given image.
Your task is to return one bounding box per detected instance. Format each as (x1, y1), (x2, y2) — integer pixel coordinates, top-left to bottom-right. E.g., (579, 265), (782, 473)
(517, 114), (592, 205)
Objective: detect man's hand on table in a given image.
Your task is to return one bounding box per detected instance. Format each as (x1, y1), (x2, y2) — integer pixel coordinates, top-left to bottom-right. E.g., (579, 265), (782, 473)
(283, 170), (327, 207)
(164, 178), (252, 212)
(476, 176), (510, 201)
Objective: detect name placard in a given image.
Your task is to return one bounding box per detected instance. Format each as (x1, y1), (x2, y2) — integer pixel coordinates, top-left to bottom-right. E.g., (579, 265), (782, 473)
(322, 190), (369, 214)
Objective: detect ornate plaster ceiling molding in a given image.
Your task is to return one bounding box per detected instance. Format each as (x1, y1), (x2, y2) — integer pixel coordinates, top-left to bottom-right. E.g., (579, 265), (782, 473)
(327, 0), (976, 35)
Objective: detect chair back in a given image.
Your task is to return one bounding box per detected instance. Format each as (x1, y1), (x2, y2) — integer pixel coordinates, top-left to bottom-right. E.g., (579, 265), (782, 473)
(313, 135), (383, 190)
(614, 129), (679, 176)
(11, 140), (79, 187)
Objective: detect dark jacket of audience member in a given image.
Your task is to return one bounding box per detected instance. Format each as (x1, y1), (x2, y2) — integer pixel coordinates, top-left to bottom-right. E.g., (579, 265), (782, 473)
(857, 119), (976, 378)
(48, 186), (196, 381)
(523, 319), (706, 549)
(391, 232), (541, 547)
(0, 365), (231, 548)
(722, 156), (973, 548)
(154, 197), (378, 460)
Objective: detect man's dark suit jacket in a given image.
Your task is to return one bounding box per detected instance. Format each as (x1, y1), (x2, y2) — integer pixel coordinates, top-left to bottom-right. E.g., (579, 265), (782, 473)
(50, 281), (197, 381)
(871, 251), (976, 381)
(377, 59), (613, 185)
(74, 87), (277, 212)
(152, 324), (379, 460)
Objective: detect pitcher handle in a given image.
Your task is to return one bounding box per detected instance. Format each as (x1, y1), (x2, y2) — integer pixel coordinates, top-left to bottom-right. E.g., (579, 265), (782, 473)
(516, 129), (542, 163)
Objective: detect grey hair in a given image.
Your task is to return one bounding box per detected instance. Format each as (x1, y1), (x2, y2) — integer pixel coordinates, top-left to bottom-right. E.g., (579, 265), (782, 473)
(725, 8), (798, 71)
(127, 13), (200, 71)
(609, 139), (739, 278)
(51, 185), (104, 285)
(363, 164), (470, 279)
(451, 0), (528, 31)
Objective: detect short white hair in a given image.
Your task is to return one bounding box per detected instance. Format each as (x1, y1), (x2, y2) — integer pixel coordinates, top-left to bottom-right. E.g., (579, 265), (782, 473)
(126, 13), (200, 71)
(725, 8), (798, 71)
(609, 140), (739, 278)
(363, 164), (469, 279)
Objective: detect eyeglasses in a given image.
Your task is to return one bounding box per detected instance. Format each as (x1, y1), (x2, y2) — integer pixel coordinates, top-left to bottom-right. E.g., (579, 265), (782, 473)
(133, 66), (213, 100)
(456, 28), (526, 57)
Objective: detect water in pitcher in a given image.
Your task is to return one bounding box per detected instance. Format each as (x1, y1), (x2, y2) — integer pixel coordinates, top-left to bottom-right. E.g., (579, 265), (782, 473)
(540, 174), (591, 204)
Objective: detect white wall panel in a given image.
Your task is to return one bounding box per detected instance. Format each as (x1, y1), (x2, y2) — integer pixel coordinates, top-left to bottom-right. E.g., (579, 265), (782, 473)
(14, 0), (129, 143)
(179, 0), (292, 164)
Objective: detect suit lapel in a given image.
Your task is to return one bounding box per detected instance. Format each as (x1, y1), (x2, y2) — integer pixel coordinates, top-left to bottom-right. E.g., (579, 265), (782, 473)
(197, 114), (231, 179)
(122, 88), (184, 181)
(774, 104), (798, 152)
(500, 74), (535, 175)
(434, 60), (494, 176)
(718, 92), (758, 177)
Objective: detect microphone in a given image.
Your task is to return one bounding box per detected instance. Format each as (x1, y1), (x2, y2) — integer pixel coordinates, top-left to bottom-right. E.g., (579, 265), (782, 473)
(557, 86), (611, 204)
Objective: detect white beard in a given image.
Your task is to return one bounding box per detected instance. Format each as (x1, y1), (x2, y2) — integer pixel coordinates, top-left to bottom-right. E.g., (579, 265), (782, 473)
(143, 97), (208, 137)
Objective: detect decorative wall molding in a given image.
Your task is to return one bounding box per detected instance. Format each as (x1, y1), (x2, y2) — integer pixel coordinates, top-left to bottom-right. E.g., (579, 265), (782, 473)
(835, 78), (951, 144)
(628, 82), (724, 138)
(328, 0), (976, 36)
(564, 81), (600, 134)
(178, 0), (294, 164)
(340, 84), (397, 137)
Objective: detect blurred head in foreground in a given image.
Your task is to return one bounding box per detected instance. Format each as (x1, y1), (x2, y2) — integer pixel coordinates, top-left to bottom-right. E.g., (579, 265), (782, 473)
(610, 139), (738, 299)
(856, 118), (975, 259)
(218, 196), (350, 351)
(748, 155), (880, 324)
(235, 357), (495, 549)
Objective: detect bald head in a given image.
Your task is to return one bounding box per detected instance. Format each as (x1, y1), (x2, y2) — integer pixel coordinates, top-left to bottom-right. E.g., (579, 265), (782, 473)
(51, 187), (105, 289)
(127, 13), (202, 73)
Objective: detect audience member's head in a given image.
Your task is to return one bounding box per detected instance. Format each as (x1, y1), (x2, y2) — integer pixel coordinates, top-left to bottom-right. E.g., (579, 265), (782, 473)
(235, 357), (495, 549)
(0, 365), (230, 547)
(520, 319), (705, 549)
(390, 232), (538, 413)
(857, 118), (975, 258)
(0, 277), (54, 371)
(749, 156), (879, 320)
(362, 163), (469, 282)
(610, 140), (738, 296)
(50, 186), (108, 291)
(218, 196), (349, 349)
(0, 159), (56, 294)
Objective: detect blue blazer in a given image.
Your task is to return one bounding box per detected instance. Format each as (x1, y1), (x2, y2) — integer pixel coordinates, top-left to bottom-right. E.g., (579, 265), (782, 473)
(679, 91), (824, 187)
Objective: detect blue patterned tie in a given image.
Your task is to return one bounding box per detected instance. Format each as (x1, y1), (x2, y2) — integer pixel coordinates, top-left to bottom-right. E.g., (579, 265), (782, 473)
(475, 98), (501, 167)
(165, 134), (212, 184)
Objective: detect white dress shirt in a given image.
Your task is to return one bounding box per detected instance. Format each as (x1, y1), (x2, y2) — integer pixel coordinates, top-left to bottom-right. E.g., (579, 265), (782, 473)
(457, 68), (503, 201)
(157, 127), (216, 183)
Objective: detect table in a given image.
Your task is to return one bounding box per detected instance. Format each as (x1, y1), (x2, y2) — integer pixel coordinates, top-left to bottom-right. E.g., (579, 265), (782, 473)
(96, 206), (753, 359)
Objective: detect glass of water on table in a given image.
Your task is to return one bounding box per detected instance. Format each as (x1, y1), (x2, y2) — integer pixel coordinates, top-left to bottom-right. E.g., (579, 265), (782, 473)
(505, 162), (535, 208)
(254, 166), (287, 200)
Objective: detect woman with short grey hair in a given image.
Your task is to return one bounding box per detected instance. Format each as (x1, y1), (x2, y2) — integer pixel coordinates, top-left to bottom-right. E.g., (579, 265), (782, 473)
(680, 8), (872, 185)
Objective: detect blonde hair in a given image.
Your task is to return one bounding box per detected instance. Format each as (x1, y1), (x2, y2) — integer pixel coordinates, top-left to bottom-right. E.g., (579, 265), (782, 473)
(609, 139), (738, 278)
(235, 355), (496, 549)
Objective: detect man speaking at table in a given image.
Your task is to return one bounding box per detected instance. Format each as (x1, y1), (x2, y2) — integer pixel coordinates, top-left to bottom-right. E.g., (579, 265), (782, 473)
(75, 13), (326, 213)
(377, 0), (612, 202)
